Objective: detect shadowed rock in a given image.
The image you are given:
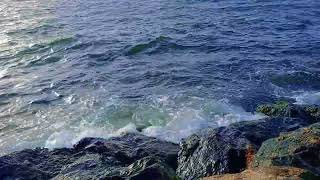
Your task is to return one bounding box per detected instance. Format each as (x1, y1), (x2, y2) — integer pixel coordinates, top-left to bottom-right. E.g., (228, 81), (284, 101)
(0, 133), (179, 180)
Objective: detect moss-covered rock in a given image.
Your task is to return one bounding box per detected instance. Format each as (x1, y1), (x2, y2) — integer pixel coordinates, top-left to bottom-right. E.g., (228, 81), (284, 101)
(176, 117), (312, 179)
(253, 123), (320, 175)
(256, 102), (320, 122)
(203, 166), (319, 180)
(256, 101), (289, 117)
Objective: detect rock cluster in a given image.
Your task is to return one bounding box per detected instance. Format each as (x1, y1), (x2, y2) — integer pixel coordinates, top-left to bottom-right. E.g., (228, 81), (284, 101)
(176, 117), (311, 179)
(1, 102), (320, 179)
(0, 134), (179, 180)
(177, 102), (320, 179)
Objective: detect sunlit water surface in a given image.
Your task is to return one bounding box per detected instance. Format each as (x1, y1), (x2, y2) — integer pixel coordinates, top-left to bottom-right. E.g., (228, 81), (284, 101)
(0, 0), (320, 154)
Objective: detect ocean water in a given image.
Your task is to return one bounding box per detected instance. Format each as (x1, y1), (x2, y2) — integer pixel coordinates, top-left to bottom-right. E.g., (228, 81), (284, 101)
(1, 0), (320, 154)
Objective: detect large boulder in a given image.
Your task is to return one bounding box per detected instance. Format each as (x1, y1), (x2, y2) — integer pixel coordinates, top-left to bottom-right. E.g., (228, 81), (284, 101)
(253, 123), (320, 176)
(176, 117), (313, 179)
(0, 133), (179, 180)
(203, 166), (319, 180)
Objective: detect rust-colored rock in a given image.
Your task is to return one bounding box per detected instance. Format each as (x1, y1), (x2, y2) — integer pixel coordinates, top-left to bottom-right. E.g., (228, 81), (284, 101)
(203, 166), (319, 180)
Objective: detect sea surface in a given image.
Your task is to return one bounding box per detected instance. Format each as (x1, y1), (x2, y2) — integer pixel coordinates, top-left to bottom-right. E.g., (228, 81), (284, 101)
(1, 0), (320, 155)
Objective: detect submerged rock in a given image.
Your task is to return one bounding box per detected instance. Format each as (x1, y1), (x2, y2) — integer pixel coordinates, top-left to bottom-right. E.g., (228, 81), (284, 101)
(256, 101), (320, 122)
(176, 117), (312, 179)
(269, 71), (320, 90)
(126, 36), (171, 55)
(203, 166), (319, 180)
(0, 133), (179, 180)
(253, 123), (320, 175)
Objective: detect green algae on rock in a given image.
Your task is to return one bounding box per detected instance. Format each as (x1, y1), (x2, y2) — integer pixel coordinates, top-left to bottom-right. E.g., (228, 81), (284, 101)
(256, 101), (289, 117)
(256, 102), (320, 122)
(176, 117), (311, 179)
(253, 123), (320, 175)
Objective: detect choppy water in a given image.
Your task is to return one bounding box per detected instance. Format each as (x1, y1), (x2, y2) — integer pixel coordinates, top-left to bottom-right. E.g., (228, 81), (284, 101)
(1, 0), (320, 154)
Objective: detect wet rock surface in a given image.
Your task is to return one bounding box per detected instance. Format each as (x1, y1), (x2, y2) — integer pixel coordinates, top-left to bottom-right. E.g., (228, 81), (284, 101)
(176, 117), (314, 179)
(254, 123), (320, 176)
(256, 101), (320, 122)
(0, 133), (179, 180)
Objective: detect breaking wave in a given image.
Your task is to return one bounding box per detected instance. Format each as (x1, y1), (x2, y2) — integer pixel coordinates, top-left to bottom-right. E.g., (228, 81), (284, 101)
(44, 95), (264, 149)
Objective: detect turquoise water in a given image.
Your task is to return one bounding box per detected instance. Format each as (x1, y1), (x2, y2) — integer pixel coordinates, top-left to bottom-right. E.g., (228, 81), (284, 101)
(0, 0), (320, 154)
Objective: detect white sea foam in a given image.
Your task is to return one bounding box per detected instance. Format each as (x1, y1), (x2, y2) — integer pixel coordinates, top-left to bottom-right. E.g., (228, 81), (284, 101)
(0, 68), (8, 79)
(45, 122), (138, 149)
(45, 130), (75, 149)
(44, 97), (264, 148)
(142, 102), (264, 143)
(293, 91), (320, 105)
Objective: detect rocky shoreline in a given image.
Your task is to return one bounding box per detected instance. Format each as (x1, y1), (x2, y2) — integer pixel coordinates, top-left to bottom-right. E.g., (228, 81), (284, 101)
(1, 102), (320, 179)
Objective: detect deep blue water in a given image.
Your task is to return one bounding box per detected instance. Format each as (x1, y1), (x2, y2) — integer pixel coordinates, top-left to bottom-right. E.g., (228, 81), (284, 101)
(1, 0), (320, 154)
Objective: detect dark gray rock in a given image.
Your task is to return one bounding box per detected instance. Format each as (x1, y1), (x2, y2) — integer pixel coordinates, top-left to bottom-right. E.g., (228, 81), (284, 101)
(176, 117), (313, 179)
(0, 133), (179, 180)
(54, 156), (178, 180)
(123, 156), (178, 180)
(254, 122), (320, 176)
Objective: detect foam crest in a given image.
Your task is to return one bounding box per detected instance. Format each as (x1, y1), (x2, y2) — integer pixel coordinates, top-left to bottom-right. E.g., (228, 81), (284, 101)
(44, 96), (264, 148)
(293, 91), (320, 105)
(45, 122), (138, 149)
(142, 101), (263, 143)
